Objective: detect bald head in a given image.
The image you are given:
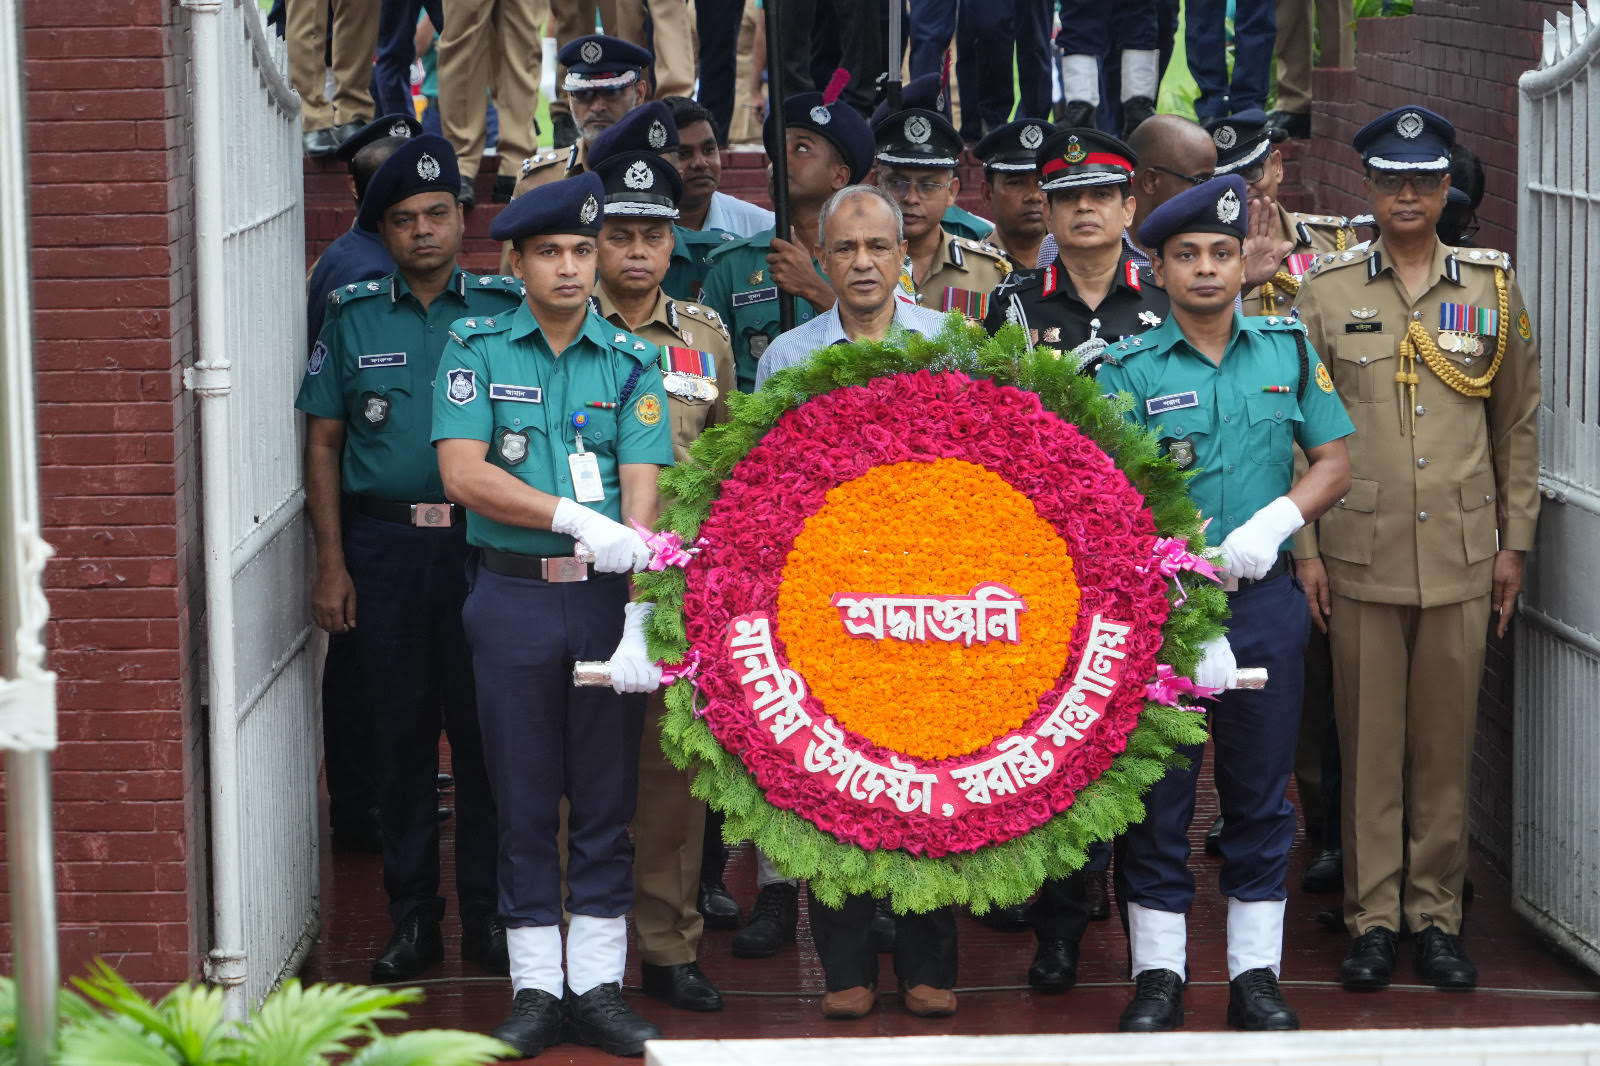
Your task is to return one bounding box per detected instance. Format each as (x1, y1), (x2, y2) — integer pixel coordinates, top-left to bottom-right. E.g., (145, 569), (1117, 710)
(1129, 116), (1218, 237)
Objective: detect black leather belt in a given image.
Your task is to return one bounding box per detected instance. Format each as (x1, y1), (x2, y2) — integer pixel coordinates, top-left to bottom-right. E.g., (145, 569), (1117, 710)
(480, 546), (594, 583)
(356, 495), (463, 527)
(1226, 551), (1293, 593)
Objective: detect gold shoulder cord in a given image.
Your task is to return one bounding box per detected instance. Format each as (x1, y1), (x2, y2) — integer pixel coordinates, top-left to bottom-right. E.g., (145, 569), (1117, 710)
(1260, 227), (1347, 315)
(1395, 266), (1508, 434)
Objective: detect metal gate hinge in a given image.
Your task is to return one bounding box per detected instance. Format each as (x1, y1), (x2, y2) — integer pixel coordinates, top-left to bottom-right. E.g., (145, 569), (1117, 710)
(184, 358), (234, 396)
(203, 949), (248, 988)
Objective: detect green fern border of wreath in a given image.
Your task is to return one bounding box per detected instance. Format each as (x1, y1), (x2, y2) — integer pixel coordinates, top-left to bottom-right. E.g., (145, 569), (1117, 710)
(633, 314), (1227, 914)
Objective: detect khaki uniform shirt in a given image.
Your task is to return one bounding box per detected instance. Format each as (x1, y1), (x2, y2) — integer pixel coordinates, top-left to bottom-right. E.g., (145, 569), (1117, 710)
(593, 286), (735, 462)
(514, 140), (587, 199)
(1244, 205), (1357, 318)
(1293, 237), (1541, 607)
(917, 230), (1012, 316)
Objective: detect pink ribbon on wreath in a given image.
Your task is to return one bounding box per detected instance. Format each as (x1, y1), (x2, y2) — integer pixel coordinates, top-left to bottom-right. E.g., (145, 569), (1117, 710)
(1145, 664), (1221, 707)
(1138, 536), (1224, 604)
(631, 521), (705, 571)
(659, 649), (702, 686)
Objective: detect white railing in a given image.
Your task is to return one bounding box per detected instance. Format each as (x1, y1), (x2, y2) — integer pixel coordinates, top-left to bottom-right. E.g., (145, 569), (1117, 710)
(1514, 1), (1600, 977)
(182, 0), (317, 1016)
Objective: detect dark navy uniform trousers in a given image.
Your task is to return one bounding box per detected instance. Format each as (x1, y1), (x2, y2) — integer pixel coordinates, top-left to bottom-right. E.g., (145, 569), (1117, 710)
(1185, 0), (1276, 120)
(461, 563), (646, 927)
(343, 511), (498, 926)
(1116, 570), (1309, 912)
(809, 896), (958, 992)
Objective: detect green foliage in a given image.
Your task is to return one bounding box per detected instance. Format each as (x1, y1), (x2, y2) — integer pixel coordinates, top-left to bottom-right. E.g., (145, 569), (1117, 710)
(1352, 0), (1411, 18)
(643, 314), (1226, 913)
(0, 961), (511, 1066)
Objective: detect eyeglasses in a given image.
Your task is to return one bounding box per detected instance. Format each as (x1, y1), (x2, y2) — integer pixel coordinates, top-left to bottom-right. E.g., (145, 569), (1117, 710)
(882, 177), (952, 199)
(1369, 172), (1445, 196)
(1149, 165), (1215, 186)
(1237, 160), (1268, 184)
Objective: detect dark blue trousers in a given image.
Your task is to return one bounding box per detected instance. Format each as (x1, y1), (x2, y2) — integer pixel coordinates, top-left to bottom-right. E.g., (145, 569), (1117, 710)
(908, 0), (956, 78)
(371, 0), (444, 119)
(809, 895), (958, 991)
(1185, 0), (1276, 119)
(1115, 571), (1309, 912)
(321, 630), (376, 835)
(462, 563), (645, 927)
(343, 512), (498, 926)
(695, 0), (744, 142)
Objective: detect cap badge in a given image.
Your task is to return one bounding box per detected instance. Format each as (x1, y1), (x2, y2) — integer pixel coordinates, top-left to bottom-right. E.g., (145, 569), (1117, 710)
(624, 160), (654, 190)
(416, 153), (441, 181)
(647, 120), (668, 149)
(1213, 124), (1237, 150)
(810, 104), (832, 125)
(389, 121), (412, 138)
(580, 40), (603, 64)
(1020, 124), (1043, 149)
(579, 194), (600, 225)
(1216, 188), (1241, 224)
(1064, 135), (1087, 164)
(1397, 111), (1424, 139)
(905, 115), (932, 144)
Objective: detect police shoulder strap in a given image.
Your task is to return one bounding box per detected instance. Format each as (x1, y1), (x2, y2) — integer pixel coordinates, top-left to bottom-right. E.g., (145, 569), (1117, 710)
(1293, 328), (1309, 401)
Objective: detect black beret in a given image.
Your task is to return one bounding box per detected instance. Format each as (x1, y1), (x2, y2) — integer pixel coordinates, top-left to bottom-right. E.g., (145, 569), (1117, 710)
(357, 134), (460, 231)
(588, 101), (679, 166)
(1137, 174), (1249, 251)
(336, 112), (423, 163)
(762, 84), (875, 183)
(490, 171), (607, 242)
(869, 72), (953, 127)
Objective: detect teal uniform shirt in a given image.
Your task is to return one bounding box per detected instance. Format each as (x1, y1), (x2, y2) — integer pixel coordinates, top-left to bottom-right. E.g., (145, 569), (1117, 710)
(699, 227), (824, 392)
(941, 204), (994, 242)
(430, 299), (675, 556)
(1098, 311), (1354, 547)
(295, 268), (525, 502)
(664, 225), (740, 303)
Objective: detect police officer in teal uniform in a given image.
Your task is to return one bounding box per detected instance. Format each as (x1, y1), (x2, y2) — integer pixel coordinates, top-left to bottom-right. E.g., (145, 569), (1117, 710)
(699, 79), (875, 391)
(295, 134), (512, 983)
(1097, 175), (1353, 1033)
(432, 172), (674, 1060)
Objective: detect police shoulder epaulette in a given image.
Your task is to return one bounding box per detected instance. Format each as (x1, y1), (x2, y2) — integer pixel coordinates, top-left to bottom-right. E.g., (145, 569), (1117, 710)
(1306, 247), (1370, 277)
(448, 313), (514, 348)
(1454, 247), (1511, 270)
(957, 235), (1009, 266)
(470, 273), (524, 292)
(678, 301), (731, 341)
(610, 327), (657, 364)
(1251, 314), (1307, 332)
(519, 149), (564, 176)
(1298, 213), (1350, 229)
(331, 278), (390, 308)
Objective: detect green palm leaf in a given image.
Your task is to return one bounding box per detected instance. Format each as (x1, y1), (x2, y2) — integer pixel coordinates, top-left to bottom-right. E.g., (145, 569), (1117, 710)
(232, 981), (419, 1066)
(342, 1029), (515, 1066)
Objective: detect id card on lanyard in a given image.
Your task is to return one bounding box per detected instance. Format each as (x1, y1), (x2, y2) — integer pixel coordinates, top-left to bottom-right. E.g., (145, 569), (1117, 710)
(568, 410), (605, 503)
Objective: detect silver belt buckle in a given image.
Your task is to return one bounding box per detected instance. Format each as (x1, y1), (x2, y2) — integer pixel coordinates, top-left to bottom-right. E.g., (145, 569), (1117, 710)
(541, 556), (589, 583)
(411, 503), (453, 528)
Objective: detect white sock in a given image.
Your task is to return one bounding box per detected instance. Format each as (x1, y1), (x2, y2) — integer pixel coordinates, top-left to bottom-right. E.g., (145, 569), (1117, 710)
(566, 914), (627, 996)
(507, 925), (564, 998)
(756, 849), (798, 888)
(1226, 897), (1286, 979)
(1121, 49), (1160, 101)
(1127, 902), (1187, 978)
(1062, 54), (1101, 107)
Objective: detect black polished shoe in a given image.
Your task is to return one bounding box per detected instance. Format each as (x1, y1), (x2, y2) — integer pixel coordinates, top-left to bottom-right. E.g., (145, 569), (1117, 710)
(302, 128), (340, 157)
(641, 961), (724, 1012)
(698, 880), (742, 930)
(870, 899), (896, 953)
(1121, 95), (1157, 137)
(567, 982), (662, 1057)
(461, 914), (509, 974)
(493, 175), (517, 203)
(458, 179), (476, 209)
(330, 120), (365, 146)
(1058, 99), (1096, 128)
(974, 902), (1030, 932)
(437, 772), (455, 791)
(1413, 925), (1478, 989)
(437, 804), (453, 822)
(1339, 926), (1397, 990)
(1266, 109), (1311, 139)
(552, 111), (579, 150)
(490, 987), (566, 1059)
(1227, 967), (1298, 1030)
(1301, 848), (1343, 893)
(1027, 937), (1080, 991)
(1085, 869), (1111, 921)
(371, 910), (443, 981)
(730, 882), (798, 958)
(1205, 814), (1224, 856)
(1119, 968), (1184, 1032)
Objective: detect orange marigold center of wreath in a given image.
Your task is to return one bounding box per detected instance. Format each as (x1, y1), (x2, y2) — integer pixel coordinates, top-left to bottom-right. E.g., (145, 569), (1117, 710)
(776, 458), (1080, 761)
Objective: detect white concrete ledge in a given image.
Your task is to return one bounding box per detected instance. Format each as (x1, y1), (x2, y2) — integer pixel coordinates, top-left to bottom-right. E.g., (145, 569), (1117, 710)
(646, 1025), (1600, 1066)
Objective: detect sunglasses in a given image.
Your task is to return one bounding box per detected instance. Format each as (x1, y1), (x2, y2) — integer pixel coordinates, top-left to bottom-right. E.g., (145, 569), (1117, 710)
(1149, 165), (1216, 186)
(1369, 172), (1446, 196)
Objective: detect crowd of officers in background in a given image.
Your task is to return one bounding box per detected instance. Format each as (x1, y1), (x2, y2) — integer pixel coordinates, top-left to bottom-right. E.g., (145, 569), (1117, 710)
(298, 25), (1537, 1062)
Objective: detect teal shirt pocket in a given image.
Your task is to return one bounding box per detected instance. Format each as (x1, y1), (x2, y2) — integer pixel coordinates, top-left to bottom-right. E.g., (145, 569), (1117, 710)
(1243, 391), (1303, 468)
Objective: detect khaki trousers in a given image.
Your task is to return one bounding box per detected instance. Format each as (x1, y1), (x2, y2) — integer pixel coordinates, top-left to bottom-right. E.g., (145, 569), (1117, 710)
(727, 0), (761, 143)
(631, 691), (706, 965)
(1273, 0), (1353, 114)
(287, 0), (380, 131)
(610, 0), (698, 98)
(438, 0), (550, 179)
(1329, 592), (1492, 937)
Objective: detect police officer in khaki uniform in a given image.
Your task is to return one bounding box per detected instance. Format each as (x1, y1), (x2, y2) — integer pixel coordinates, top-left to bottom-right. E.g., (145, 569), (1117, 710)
(287, 0), (379, 156)
(436, 0), (548, 205)
(585, 103), (735, 1014)
(1206, 110), (1356, 318)
(872, 107), (1011, 317)
(1293, 106), (1540, 993)
(514, 35), (655, 200)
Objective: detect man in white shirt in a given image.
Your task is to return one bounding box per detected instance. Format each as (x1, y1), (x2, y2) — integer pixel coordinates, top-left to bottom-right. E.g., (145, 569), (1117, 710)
(755, 184), (949, 389)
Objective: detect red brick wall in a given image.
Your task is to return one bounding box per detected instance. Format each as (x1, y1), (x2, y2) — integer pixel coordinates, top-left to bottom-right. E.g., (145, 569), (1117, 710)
(5, 0), (205, 986)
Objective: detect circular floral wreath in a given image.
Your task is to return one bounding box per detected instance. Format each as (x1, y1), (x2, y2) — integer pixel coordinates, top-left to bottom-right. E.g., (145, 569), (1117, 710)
(636, 317), (1227, 912)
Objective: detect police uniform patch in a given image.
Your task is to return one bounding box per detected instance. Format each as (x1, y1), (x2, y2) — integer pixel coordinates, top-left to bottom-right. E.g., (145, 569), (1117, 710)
(496, 427), (529, 465)
(446, 367), (477, 405)
(1160, 436), (1197, 469)
(361, 392), (390, 425)
(635, 393), (663, 426)
(1315, 361), (1334, 394)
(1518, 306), (1532, 341)
(308, 340), (327, 375)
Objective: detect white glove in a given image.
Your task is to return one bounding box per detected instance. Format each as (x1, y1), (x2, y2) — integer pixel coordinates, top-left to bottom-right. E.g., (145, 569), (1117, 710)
(1218, 495), (1304, 580)
(1194, 635), (1237, 692)
(609, 601), (662, 694)
(552, 497), (651, 574)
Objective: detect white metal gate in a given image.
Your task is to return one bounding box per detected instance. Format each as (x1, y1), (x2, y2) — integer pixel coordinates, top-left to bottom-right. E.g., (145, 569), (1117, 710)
(182, 0), (317, 1013)
(1514, 2), (1600, 977)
